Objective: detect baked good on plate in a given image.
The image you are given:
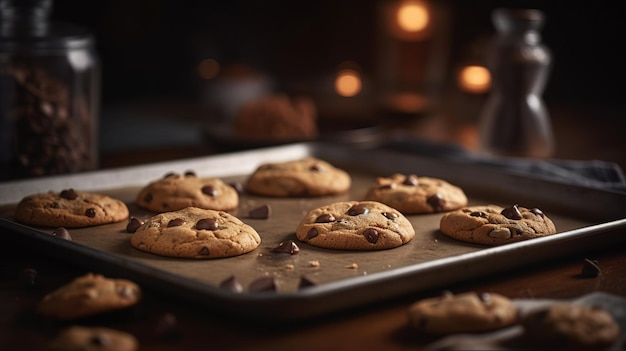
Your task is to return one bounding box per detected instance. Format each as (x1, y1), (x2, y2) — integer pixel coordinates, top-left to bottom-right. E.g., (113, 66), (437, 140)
(47, 326), (139, 351)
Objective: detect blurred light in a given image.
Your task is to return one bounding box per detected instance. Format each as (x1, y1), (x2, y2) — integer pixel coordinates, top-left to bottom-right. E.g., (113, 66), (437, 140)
(198, 58), (220, 80)
(335, 69), (362, 97)
(458, 65), (491, 94)
(397, 1), (429, 33)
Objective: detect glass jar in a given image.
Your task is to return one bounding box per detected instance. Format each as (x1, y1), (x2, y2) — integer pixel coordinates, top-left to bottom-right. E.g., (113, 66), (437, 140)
(0, 0), (100, 180)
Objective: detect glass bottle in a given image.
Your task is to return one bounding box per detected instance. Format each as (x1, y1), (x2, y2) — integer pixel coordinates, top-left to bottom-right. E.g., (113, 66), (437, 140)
(0, 0), (100, 180)
(477, 8), (554, 158)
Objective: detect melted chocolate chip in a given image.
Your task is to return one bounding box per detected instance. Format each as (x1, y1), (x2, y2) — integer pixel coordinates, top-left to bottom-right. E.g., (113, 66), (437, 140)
(167, 218), (184, 227)
(248, 276), (277, 293)
(470, 211), (488, 218)
(184, 170), (196, 177)
(306, 228), (319, 240)
(163, 172), (177, 179)
(51, 227), (72, 240)
(315, 213), (336, 223)
(143, 193), (153, 203)
(347, 204), (369, 216)
(271, 240), (300, 255)
(427, 193), (446, 212)
(298, 276), (317, 290)
(402, 174), (419, 186)
(201, 185), (218, 197)
(382, 211), (398, 220)
(126, 217), (144, 233)
(50, 202), (60, 209)
(363, 228), (379, 243)
(85, 208), (96, 218)
(198, 247), (210, 256)
(219, 275), (243, 293)
(478, 292), (491, 303)
(530, 207), (544, 217)
(501, 204), (522, 220)
(248, 204), (271, 219)
(580, 258), (601, 278)
(309, 164), (324, 172)
(90, 334), (111, 346)
(59, 188), (78, 200)
(196, 218), (219, 231)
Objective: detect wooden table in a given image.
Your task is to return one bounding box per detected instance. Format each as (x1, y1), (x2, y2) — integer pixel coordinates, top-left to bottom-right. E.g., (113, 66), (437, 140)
(1, 102), (625, 350)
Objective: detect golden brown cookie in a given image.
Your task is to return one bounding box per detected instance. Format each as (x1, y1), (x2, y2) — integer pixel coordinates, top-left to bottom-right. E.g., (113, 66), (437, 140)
(245, 157), (351, 197)
(363, 173), (468, 214)
(439, 204), (557, 246)
(36, 273), (141, 320)
(47, 326), (139, 351)
(521, 303), (620, 349)
(14, 189), (129, 228)
(295, 200), (415, 250)
(136, 171), (238, 212)
(408, 291), (519, 334)
(130, 206), (261, 258)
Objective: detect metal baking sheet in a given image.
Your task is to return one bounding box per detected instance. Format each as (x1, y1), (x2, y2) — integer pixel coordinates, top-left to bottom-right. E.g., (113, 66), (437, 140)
(1, 142), (625, 322)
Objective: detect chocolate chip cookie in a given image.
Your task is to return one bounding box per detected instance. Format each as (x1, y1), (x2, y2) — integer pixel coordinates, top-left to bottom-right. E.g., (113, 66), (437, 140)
(408, 291), (519, 334)
(363, 173), (468, 214)
(521, 303), (620, 349)
(295, 200), (415, 250)
(14, 189), (129, 228)
(136, 171), (238, 212)
(130, 206), (261, 258)
(245, 157), (351, 197)
(439, 204), (557, 246)
(47, 326), (139, 351)
(36, 273), (141, 320)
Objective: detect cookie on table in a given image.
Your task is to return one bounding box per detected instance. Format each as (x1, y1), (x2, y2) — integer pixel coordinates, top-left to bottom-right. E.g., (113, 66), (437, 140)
(363, 173), (468, 214)
(245, 157), (351, 197)
(14, 189), (129, 228)
(130, 206), (261, 259)
(36, 273), (141, 320)
(408, 291), (519, 334)
(47, 326), (138, 351)
(295, 200), (415, 250)
(136, 171), (238, 212)
(521, 303), (620, 349)
(439, 204), (557, 246)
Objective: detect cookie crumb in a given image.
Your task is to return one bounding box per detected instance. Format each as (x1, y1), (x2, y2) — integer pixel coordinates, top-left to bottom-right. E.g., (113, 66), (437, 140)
(308, 260), (320, 267)
(285, 264), (295, 270)
(579, 258), (601, 278)
(345, 263), (358, 269)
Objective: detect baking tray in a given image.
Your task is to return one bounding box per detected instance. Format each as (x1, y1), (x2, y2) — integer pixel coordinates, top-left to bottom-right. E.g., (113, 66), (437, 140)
(1, 142), (625, 322)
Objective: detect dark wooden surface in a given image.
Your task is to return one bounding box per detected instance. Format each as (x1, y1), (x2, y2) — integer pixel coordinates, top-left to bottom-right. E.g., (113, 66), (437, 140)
(1, 103), (625, 350)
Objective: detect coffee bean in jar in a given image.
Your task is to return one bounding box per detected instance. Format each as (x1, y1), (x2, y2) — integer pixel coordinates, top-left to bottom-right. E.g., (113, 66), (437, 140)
(0, 0), (100, 180)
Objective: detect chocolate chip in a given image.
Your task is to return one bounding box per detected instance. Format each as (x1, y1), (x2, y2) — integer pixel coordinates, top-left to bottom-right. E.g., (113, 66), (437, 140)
(201, 185), (218, 197)
(427, 193), (446, 212)
(309, 164), (324, 172)
(580, 258), (601, 278)
(315, 213), (336, 223)
(85, 208), (96, 218)
(347, 204), (369, 216)
(90, 334), (111, 346)
(501, 204), (522, 220)
(228, 182), (245, 194)
(530, 207), (545, 217)
(153, 312), (181, 340)
(143, 193), (153, 203)
(184, 170), (196, 177)
(363, 228), (379, 243)
(478, 292), (491, 303)
(198, 247), (210, 256)
(470, 211), (487, 218)
(167, 218), (184, 227)
(219, 275), (243, 293)
(271, 240), (300, 255)
(402, 174), (419, 186)
(117, 285), (135, 298)
(163, 172), (177, 179)
(59, 188), (78, 200)
(51, 227), (72, 240)
(306, 228), (319, 240)
(50, 202), (60, 209)
(18, 268), (39, 289)
(248, 276), (277, 293)
(196, 218), (219, 230)
(126, 217), (144, 233)
(298, 276), (317, 290)
(248, 204), (271, 219)
(382, 211), (398, 220)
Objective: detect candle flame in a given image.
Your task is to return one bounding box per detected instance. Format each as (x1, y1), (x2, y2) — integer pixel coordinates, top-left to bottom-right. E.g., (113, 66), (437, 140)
(458, 65), (491, 94)
(397, 1), (429, 33)
(335, 69), (362, 97)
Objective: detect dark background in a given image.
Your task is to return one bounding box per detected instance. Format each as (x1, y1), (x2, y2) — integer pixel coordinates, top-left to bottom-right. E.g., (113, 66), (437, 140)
(51, 0), (626, 107)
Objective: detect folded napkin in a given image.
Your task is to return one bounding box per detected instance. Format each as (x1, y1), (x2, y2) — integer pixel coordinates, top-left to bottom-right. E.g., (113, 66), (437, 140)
(385, 134), (626, 194)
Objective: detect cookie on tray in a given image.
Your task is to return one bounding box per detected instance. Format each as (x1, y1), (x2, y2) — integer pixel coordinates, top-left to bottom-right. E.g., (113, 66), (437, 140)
(14, 189), (129, 228)
(439, 204), (557, 246)
(47, 326), (139, 351)
(136, 171), (238, 212)
(36, 273), (141, 320)
(295, 200), (415, 250)
(521, 303), (620, 349)
(130, 206), (261, 259)
(245, 157), (351, 197)
(363, 173), (468, 214)
(408, 291), (519, 334)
